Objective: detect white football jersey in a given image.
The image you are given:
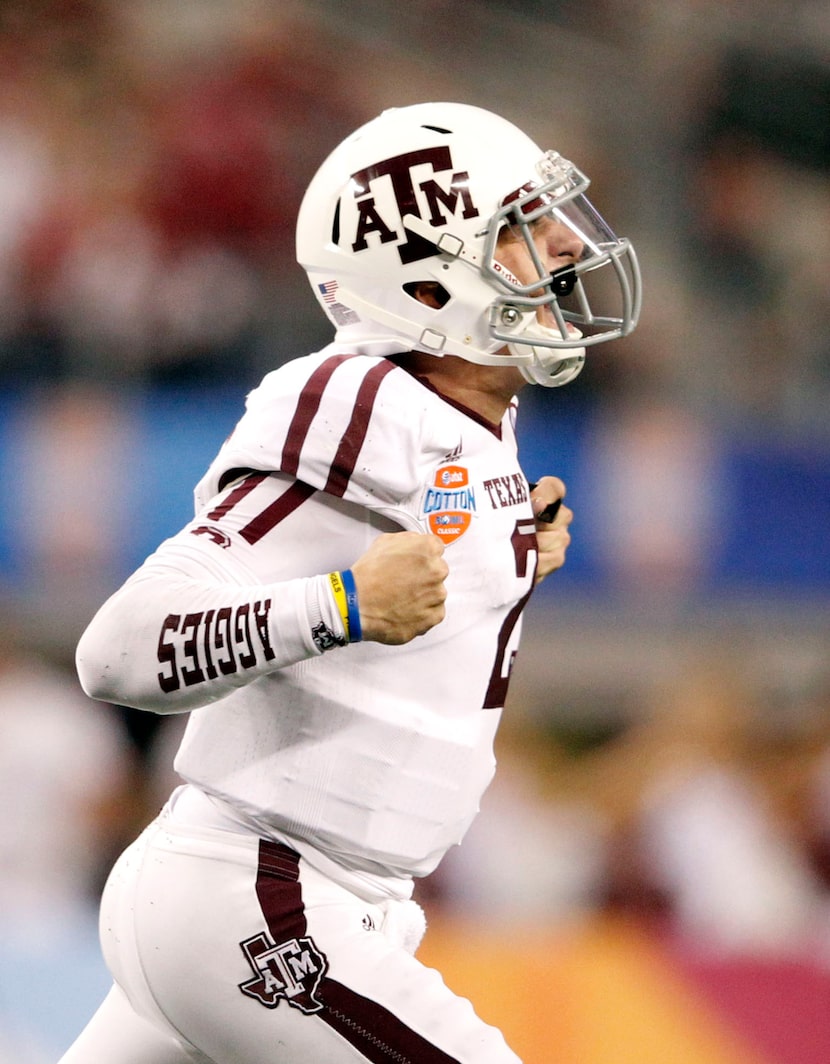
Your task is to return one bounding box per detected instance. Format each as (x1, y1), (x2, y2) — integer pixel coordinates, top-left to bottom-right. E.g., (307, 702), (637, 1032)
(79, 345), (540, 881)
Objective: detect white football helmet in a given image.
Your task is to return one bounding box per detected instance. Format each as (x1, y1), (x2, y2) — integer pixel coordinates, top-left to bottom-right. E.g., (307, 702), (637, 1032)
(296, 102), (641, 387)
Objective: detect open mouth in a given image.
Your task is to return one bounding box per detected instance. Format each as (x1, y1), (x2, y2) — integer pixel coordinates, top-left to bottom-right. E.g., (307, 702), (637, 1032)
(538, 307), (581, 340)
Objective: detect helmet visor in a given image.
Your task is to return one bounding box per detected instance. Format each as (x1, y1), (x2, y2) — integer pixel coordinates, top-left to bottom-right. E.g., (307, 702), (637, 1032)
(484, 153), (642, 348)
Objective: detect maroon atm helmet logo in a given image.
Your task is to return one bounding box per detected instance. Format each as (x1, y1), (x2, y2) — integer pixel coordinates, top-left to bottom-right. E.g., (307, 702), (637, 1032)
(345, 147), (480, 265)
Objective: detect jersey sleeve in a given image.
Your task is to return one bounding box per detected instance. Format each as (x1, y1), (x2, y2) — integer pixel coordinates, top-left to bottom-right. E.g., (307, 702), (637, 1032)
(76, 477), (343, 715)
(77, 351), (449, 716)
(194, 350), (439, 528)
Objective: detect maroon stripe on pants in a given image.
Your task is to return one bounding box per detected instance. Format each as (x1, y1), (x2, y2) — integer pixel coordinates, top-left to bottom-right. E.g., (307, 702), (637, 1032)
(254, 841), (309, 944)
(254, 841), (461, 1064)
(318, 978), (462, 1064)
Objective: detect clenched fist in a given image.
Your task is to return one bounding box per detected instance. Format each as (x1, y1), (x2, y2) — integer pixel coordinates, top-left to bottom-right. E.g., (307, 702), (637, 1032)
(351, 532), (448, 644)
(530, 475), (573, 584)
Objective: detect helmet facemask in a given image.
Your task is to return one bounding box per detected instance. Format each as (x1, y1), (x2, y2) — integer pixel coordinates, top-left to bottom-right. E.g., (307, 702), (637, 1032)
(479, 152), (641, 386)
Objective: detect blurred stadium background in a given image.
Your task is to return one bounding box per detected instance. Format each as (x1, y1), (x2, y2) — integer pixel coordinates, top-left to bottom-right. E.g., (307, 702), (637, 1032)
(0, 1), (828, 1061)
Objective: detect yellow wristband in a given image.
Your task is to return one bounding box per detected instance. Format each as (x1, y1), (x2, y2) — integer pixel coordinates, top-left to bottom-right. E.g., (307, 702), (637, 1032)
(328, 571), (350, 640)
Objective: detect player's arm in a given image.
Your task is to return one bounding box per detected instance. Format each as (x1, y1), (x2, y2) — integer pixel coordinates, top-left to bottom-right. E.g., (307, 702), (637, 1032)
(529, 475), (573, 584)
(76, 507), (447, 715)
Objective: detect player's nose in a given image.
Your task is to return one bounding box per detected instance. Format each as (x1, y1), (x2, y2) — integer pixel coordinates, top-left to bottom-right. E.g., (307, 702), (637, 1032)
(546, 220), (584, 263)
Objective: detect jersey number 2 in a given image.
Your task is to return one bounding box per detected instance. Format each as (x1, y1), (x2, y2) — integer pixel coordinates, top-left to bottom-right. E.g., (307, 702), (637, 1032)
(482, 519), (537, 709)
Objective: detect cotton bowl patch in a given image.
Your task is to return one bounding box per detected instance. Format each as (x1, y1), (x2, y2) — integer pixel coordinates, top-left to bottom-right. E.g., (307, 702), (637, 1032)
(422, 464), (476, 542)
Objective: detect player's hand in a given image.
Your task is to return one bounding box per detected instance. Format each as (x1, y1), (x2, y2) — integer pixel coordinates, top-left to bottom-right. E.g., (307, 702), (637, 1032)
(351, 532), (448, 644)
(530, 476), (572, 584)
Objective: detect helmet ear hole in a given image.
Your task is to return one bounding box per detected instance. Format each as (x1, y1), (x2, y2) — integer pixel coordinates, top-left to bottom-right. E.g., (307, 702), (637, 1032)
(403, 281), (451, 309)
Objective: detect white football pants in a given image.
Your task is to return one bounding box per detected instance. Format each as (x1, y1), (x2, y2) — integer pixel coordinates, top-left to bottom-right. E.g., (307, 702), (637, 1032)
(58, 799), (521, 1063)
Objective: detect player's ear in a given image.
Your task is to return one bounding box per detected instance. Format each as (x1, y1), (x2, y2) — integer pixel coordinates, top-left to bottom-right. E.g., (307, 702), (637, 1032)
(403, 281), (450, 309)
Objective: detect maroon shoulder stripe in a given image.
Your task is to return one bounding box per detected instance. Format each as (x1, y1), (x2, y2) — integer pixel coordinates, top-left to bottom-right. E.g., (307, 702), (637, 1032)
(252, 841), (461, 1064)
(239, 480), (315, 545)
(280, 354), (353, 477)
(324, 359), (397, 498)
(207, 472), (268, 520)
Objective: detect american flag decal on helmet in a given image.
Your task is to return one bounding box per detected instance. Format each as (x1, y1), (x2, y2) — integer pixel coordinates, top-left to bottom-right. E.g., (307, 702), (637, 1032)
(318, 280), (338, 303)
(316, 280), (360, 327)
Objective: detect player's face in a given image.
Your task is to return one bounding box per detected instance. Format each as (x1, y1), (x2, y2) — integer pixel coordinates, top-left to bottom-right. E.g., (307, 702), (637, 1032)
(494, 216), (584, 337)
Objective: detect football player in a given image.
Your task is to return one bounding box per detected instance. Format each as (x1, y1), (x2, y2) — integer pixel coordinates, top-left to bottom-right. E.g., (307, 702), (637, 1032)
(61, 102), (640, 1063)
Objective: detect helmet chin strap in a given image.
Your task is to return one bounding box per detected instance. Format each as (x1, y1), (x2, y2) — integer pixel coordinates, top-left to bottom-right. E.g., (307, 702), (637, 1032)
(509, 322), (585, 387)
(330, 282), (586, 382)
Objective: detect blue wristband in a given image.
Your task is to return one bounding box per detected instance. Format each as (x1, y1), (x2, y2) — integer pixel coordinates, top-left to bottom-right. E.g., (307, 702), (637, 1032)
(340, 568), (362, 643)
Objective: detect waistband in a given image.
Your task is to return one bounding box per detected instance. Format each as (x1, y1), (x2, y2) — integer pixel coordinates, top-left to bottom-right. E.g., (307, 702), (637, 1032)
(166, 784), (414, 905)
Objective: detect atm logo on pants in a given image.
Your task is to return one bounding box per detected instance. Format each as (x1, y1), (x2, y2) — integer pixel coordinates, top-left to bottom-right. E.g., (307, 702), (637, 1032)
(238, 932), (328, 1014)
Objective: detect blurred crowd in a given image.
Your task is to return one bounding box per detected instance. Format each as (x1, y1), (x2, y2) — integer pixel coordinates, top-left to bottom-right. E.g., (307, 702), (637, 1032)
(0, 0), (829, 1059)
(432, 651), (830, 953)
(3, 620), (830, 1061)
(0, 0), (827, 416)
(0, 0), (365, 390)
